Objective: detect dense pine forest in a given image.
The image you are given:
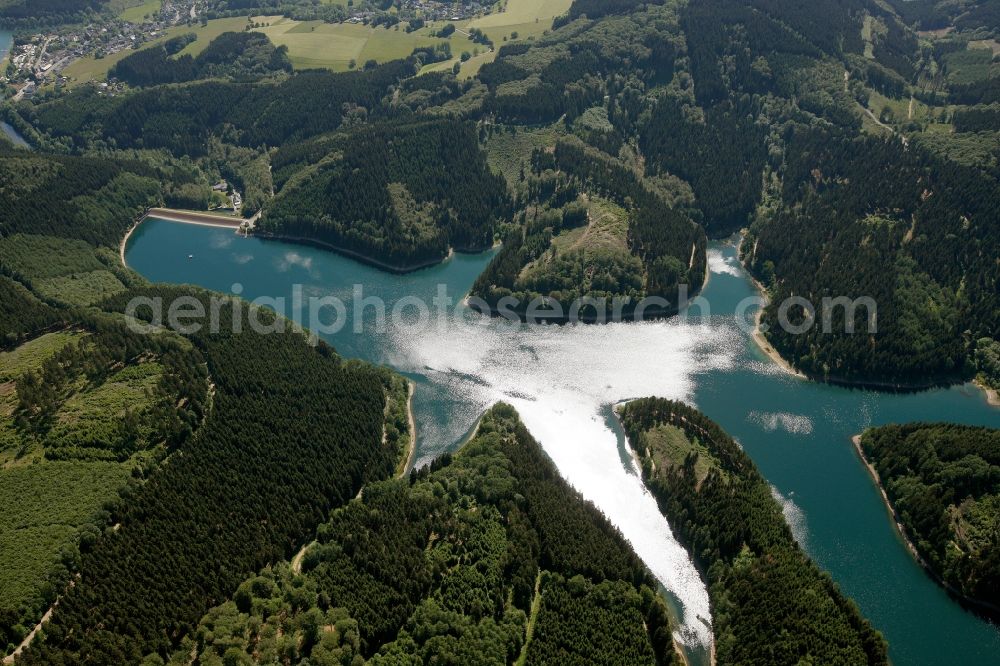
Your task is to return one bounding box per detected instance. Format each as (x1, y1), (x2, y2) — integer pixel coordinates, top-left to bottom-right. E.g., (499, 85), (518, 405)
(1, 0), (999, 661)
(16, 289), (401, 663)
(0, 310), (209, 652)
(743, 127), (1000, 385)
(166, 404), (679, 665)
(4, 0), (995, 382)
(0, 0), (104, 27)
(0, 147), (405, 660)
(258, 117), (510, 269)
(858, 424), (1000, 610)
(108, 32), (292, 88)
(619, 398), (889, 664)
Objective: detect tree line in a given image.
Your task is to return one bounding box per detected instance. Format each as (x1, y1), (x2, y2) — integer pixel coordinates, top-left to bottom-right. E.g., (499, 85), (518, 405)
(109, 32), (292, 88)
(859, 423), (1000, 610)
(619, 397), (889, 665)
(165, 403), (678, 665)
(17, 287), (399, 663)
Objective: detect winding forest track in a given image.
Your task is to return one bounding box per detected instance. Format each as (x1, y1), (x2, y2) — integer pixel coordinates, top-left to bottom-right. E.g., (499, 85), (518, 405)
(292, 380), (417, 574)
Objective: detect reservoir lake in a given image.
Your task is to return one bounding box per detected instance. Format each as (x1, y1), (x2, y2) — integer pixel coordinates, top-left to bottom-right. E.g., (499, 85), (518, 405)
(126, 217), (1000, 665)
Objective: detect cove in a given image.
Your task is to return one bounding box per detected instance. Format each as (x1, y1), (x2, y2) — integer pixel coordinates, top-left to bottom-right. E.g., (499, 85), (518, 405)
(125, 217), (1000, 665)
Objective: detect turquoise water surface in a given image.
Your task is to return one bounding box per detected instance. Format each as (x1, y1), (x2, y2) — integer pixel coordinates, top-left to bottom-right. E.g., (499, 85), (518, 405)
(126, 218), (1000, 665)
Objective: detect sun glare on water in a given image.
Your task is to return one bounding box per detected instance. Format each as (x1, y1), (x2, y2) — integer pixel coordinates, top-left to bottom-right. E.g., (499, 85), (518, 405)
(390, 305), (745, 650)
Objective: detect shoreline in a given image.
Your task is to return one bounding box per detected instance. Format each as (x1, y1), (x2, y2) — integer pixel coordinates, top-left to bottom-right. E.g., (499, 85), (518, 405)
(613, 401), (717, 666)
(751, 303), (807, 380)
(458, 410), (487, 450)
(739, 255), (807, 380)
(120, 209), (462, 274)
(851, 433), (1000, 617)
(974, 378), (1000, 408)
(252, 231), (457, 274)
(852, 434), (925, 566)
(120, 208), (245, 267)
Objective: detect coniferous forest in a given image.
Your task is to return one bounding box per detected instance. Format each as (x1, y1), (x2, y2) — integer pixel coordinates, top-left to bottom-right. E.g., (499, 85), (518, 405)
(167, 405), (679, 665)
(859, 424), (1000, 610)
(1, 0), (999, 662)
(258, 117), (510, 269)
(620, 398), (889, 665)
(3, 0), (996, 384)
(0, 147), (403, 660)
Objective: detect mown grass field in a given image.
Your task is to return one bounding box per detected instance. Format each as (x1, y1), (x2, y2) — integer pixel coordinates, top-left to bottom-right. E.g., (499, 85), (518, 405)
(420, 0), (570, 76)
(253, 18), (492, 72)
(115, 0), (162, 22)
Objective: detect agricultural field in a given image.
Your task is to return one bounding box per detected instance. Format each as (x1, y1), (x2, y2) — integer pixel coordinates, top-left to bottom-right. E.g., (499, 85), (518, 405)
(253, 17), (497, 72)
(114, 0), (162, 22)
(62, 0), (571, 83)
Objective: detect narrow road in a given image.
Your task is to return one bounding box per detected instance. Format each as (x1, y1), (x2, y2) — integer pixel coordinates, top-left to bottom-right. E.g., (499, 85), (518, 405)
(2, 585), (68, 664)
(34, 36), (53, 72)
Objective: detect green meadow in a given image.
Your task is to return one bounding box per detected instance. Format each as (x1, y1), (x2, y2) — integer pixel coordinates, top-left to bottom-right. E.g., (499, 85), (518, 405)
(61, 0), (571, 84)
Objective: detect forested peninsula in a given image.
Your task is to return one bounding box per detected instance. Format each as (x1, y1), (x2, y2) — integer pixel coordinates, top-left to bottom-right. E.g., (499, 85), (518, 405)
(857, 424), (1000, 612)
(619, 398), (889, 664)
(0, 142), (685, 664)
(2, 0), (1000, 660)
(165, 404), (681, 666)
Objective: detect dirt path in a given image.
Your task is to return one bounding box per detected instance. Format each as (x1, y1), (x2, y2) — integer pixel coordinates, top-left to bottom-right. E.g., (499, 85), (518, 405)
(3, 583), (70, 664)
(293, 381), (417, 574)
(513, 571), (543, 666)
(291, 540), (315, 574)
(399, 380), (417, 477)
